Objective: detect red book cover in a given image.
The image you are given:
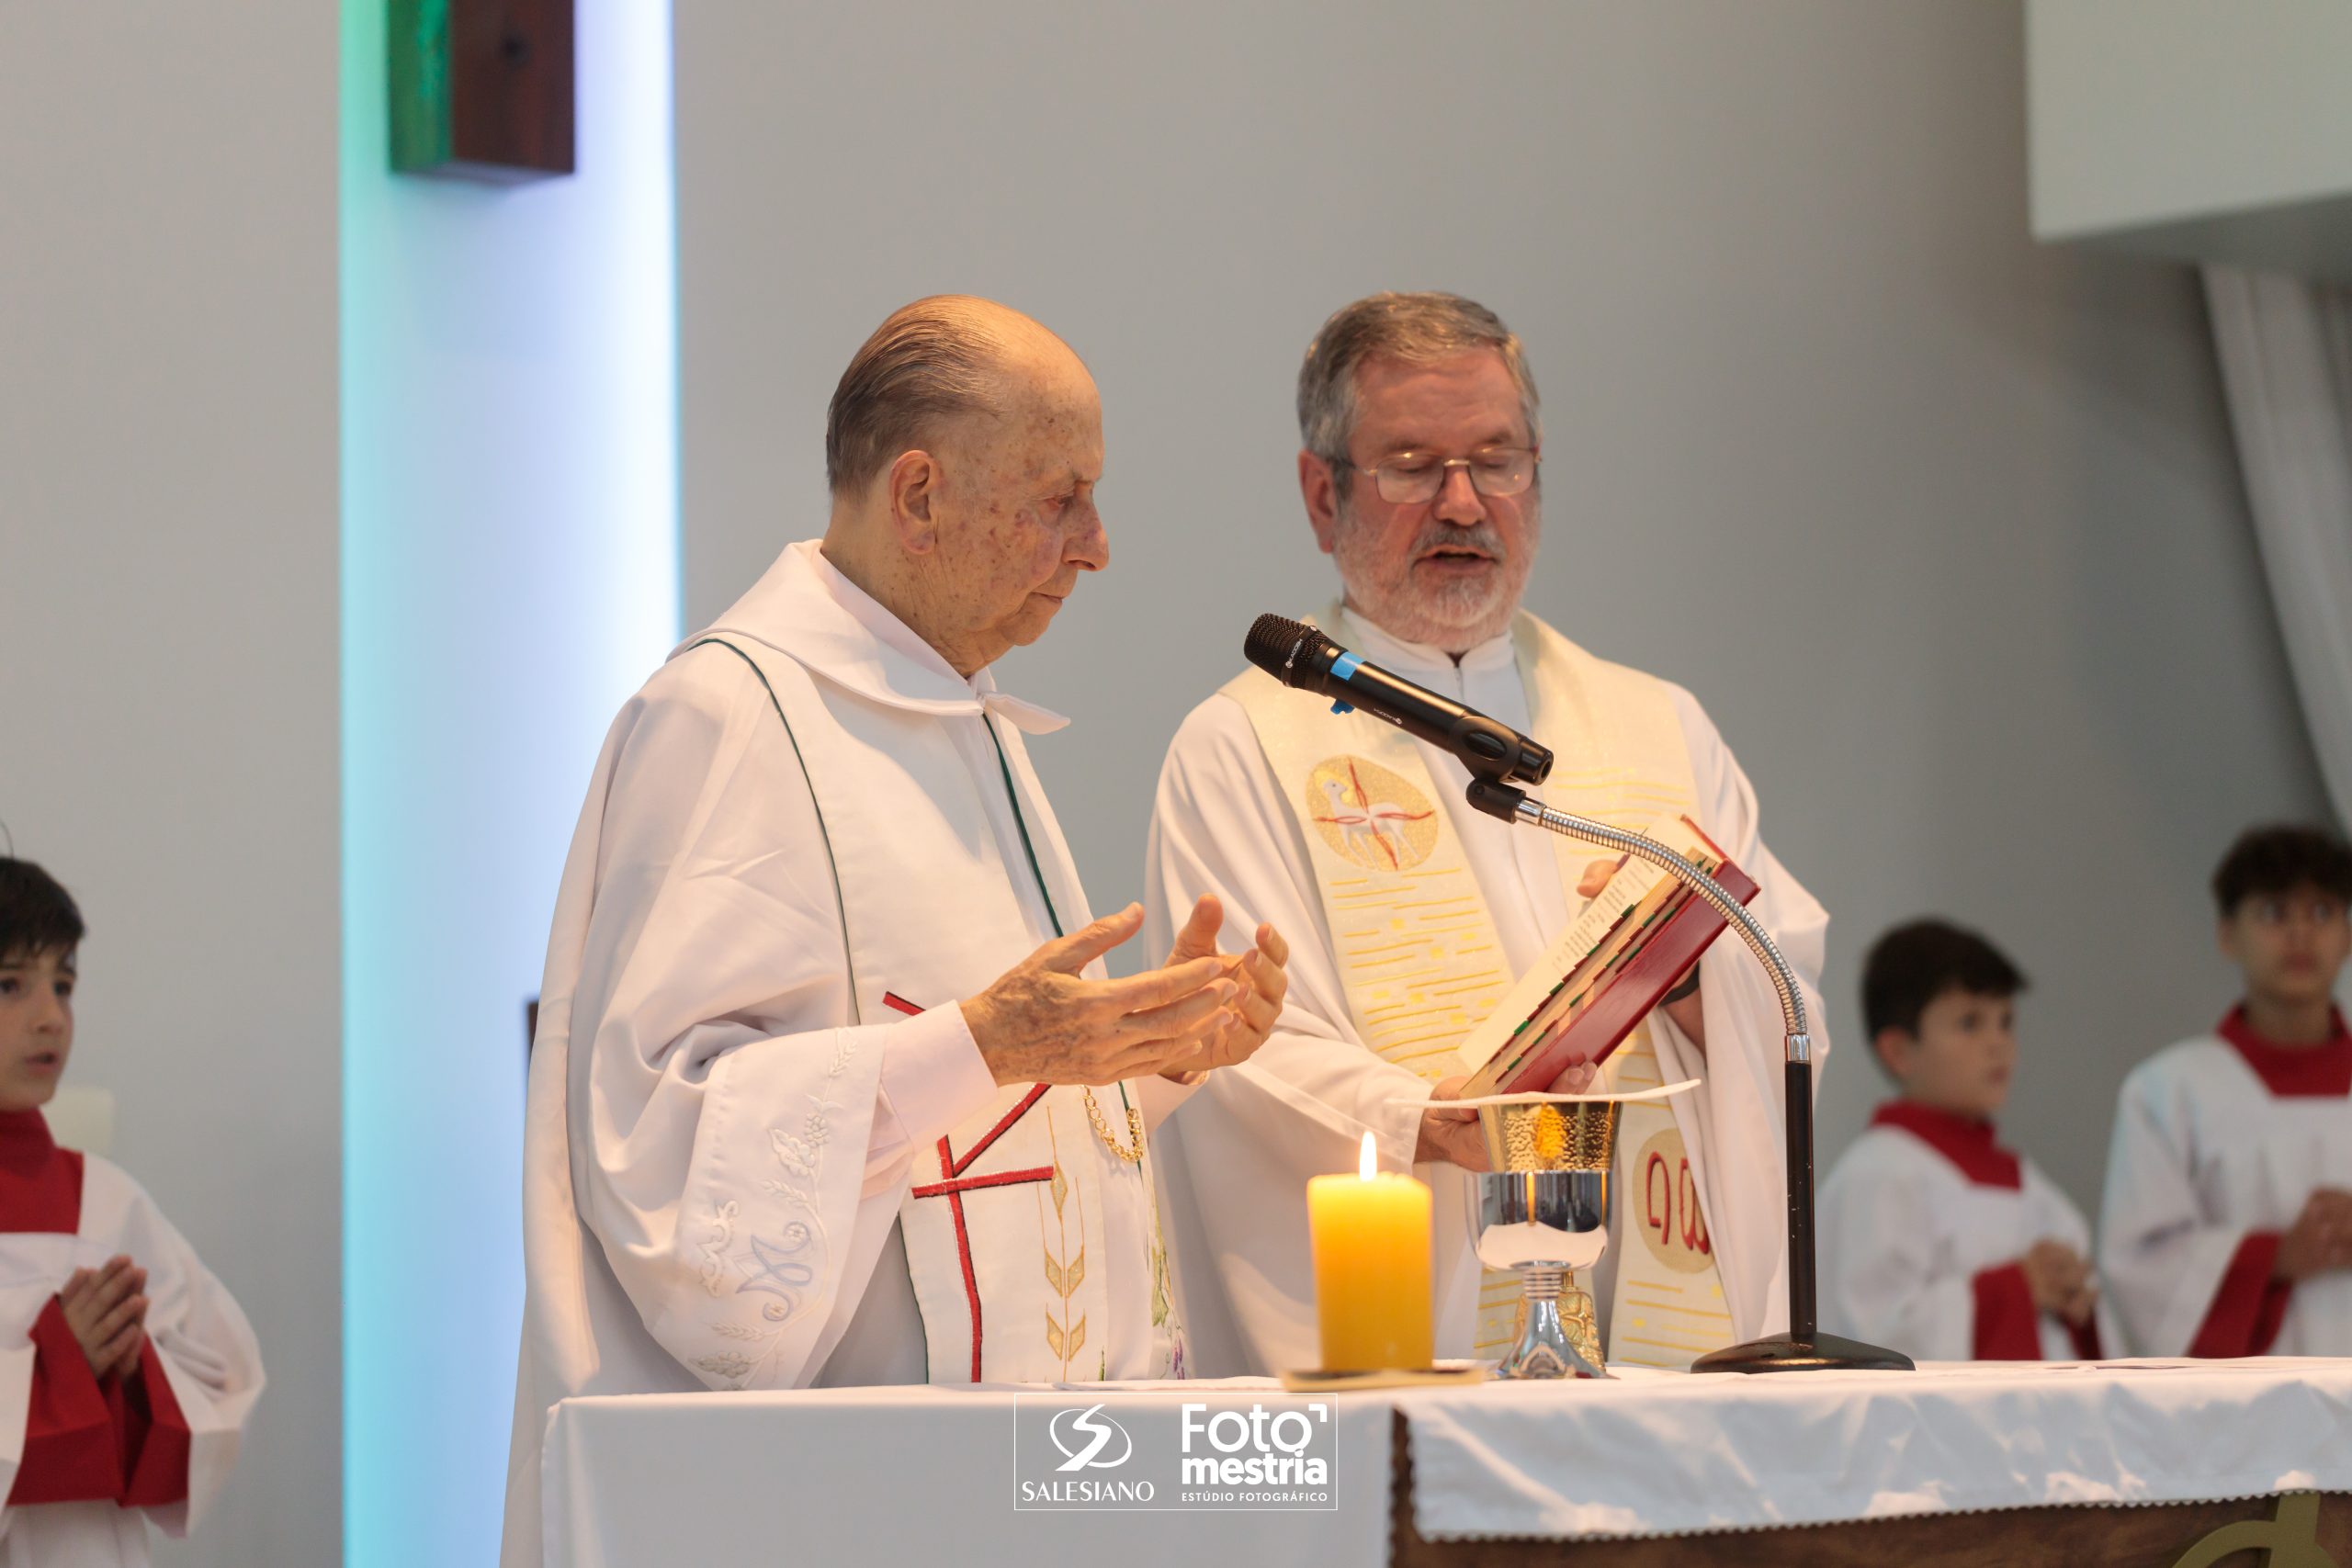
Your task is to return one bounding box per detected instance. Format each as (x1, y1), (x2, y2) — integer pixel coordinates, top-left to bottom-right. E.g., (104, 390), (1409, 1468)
(1464, 839), (1758, 1095)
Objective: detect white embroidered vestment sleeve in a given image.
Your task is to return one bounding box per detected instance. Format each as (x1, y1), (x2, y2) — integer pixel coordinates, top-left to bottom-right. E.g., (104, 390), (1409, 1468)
(571, 652), (998, 1389)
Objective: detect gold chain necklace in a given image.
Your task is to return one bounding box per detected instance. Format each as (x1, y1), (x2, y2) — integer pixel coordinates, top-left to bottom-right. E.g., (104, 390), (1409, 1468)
(1081, 1089), (1147, 1164)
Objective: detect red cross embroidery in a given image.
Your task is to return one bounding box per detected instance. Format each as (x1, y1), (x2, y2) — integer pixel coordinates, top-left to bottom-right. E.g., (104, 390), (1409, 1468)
(888, 991), (1055, 1382)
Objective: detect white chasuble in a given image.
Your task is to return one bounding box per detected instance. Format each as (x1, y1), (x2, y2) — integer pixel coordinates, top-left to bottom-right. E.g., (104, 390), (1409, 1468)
(506, 542), (1178, 1568)
(1149, 604), (1826, 1373)
(726, 633), (1182, 1386)
(2099, 1011), (2352, 1358)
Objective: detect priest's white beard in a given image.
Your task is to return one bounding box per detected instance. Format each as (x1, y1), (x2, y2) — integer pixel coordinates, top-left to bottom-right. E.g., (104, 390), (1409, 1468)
(1329, 496), (1541, 652)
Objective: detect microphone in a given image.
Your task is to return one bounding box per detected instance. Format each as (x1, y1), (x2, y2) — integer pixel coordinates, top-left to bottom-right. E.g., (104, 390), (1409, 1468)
(1244, 614), (1554, 786)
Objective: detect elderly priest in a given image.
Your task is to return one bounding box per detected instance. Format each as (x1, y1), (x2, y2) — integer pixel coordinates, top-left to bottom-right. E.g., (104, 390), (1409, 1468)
(503, 297), (1289, 1564)
(1148, 291), (1827, 1374)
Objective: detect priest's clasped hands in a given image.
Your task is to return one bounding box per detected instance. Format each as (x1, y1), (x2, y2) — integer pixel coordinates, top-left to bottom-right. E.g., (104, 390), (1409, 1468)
(960, 897), (1289, 1088)
(61, 1252), (149, 1382)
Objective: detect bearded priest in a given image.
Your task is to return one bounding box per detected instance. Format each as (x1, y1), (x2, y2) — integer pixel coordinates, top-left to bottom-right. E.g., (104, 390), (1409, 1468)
(1146, 291), (1826, 1375)
(503, 297), (1289, 1565)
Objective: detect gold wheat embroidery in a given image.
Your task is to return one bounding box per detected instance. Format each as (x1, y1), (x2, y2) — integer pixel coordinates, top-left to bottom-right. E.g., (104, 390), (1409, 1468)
(1038, 1109), (1087, 1373)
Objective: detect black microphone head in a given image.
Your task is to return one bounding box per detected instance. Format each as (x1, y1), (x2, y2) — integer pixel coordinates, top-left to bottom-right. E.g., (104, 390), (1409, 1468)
(1244, 614), (1322, 688)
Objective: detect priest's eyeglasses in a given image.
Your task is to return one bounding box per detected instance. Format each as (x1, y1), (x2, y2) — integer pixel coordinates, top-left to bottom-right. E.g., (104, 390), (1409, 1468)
(1354, 447), (1540, 505)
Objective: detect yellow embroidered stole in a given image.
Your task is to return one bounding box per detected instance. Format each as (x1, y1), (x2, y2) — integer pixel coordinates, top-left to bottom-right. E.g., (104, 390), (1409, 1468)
(1227, 606), (1728, 1365)
(1593, 1031), (1733, 1367)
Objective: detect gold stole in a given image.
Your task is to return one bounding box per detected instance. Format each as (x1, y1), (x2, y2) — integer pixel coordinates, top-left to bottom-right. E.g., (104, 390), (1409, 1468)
(1592, 1033), (1732, 1367)
(1228, 607), (1728, 1366)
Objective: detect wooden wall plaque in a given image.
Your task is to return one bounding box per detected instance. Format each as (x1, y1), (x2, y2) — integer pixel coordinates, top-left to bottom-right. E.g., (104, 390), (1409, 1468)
(390, 0), (575, 181)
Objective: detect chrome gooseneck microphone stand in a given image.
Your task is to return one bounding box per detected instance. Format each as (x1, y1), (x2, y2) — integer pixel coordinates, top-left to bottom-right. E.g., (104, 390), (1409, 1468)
(1462, 776), (1910, 1373)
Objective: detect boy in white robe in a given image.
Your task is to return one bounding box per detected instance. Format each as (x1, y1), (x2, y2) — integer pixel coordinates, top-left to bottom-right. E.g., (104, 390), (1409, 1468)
(2101, 825), (2352, 1357)
(0, 859), (263, 1566)
(1820, 919), (2108, 1361)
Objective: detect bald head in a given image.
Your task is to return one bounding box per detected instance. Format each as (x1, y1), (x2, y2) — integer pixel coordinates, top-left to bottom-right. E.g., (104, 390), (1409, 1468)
(825, 295), (1088, 499)
(818, 297), (1107, 677)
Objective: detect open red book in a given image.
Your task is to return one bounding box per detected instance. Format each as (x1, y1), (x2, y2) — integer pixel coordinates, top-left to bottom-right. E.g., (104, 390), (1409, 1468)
(1455, 814), (1758, 1096)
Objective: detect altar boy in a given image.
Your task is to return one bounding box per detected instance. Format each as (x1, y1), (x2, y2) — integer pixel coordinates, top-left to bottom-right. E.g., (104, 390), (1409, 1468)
(0, 859), (263, 1563)
(2101, 825), (2352, 1358)
(1819, 919), (2109, 1360)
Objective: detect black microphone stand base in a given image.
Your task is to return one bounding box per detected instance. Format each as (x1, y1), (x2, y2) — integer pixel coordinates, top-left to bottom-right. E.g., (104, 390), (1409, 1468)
(1691, 1331), (1915, 1375)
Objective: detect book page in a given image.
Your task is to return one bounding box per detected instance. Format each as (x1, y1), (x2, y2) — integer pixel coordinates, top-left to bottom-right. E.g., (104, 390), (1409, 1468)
(1452, 813), (1721, 1085)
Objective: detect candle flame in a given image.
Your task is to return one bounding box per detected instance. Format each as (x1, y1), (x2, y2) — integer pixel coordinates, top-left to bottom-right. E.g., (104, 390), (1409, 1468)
(1359, 1130), (1377, 1180)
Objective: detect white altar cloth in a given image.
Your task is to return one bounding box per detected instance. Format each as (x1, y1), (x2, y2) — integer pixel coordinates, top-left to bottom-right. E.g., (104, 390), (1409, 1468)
(537, 1360), (2352, 1564)
(1405, 1359), (2352, 1541)
(538, 1382), (1392, 1568)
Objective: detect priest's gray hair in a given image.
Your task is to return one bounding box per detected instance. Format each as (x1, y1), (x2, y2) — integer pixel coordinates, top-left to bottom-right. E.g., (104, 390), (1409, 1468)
(826, 298), (1019, 497)
(1296, 292), (1542, 475)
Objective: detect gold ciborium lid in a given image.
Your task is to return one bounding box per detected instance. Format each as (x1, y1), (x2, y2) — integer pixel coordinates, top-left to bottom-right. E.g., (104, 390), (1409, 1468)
(1476, 1099), (1621, 1175)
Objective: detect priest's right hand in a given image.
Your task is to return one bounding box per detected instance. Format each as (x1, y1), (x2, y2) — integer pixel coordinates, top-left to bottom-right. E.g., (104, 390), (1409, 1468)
(60, 1254), (149, 1382)
(1416, 1076), (1490, 1172)
(961, 903), (1239, 1087)
(1417, 1058), (1598, 1171)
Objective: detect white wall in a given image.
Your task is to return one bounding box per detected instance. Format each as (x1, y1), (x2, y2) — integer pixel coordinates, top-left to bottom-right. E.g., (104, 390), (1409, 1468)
(0, 8), (339, 1564)
(2030, 0), (2352, 232)
(2029, 0), (2352, 277)
(674, 2), (2329, 1303)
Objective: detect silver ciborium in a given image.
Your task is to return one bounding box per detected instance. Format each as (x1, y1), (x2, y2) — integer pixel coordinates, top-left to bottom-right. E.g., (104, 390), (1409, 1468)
(1471, 1099), (1621, 1380)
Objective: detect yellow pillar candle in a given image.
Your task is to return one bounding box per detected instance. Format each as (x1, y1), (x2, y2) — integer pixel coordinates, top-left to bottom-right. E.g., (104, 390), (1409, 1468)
(1306, 1132), (1435, 1371)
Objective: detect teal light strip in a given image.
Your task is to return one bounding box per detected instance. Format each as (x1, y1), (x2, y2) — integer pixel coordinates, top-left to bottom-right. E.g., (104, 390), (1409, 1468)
(339, 4), (679, 1562)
